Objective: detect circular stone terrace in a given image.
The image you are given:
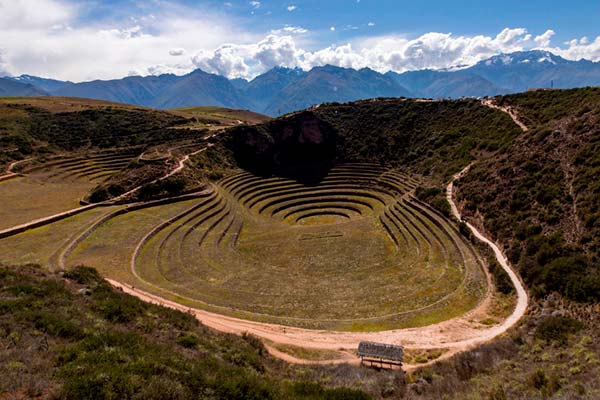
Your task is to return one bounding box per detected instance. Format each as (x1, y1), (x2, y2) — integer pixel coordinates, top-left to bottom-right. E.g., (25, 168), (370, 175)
(68, 163), (488, 331)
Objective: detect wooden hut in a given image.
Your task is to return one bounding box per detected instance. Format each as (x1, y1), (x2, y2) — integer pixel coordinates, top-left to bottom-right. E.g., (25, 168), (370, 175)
(357, 341), (404, 368)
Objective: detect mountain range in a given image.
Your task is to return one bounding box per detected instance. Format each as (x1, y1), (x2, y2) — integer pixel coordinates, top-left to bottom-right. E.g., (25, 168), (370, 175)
(2, 50), (600, 116)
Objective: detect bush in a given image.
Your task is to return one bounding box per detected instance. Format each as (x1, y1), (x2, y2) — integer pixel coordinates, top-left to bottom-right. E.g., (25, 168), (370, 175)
(289, 381), (373, 400)
(91, 286), (145, 323)
(415, 186), (451, 217)
(540, 256), (600, 302)
(488, 257), (514, 294)
(63, 266), (103, 285)
(176, 334), (200, 349)
(535, 316), (584, 345)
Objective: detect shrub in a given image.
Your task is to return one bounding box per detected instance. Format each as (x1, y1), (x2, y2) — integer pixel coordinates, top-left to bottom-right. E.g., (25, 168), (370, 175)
(528, 368), (548, 390)
(176, 334), (200, 349)
(63, 266), (103, 285)
(540, 256), (600, 302)
(415, 186), (451, 217)
(535, 316), (584, 345)
(488, 257), (514, 294)
(289, 381), (373, 400)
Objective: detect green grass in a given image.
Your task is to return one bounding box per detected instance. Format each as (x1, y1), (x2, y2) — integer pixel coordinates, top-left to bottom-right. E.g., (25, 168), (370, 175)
(265, 341), (347, 361)
(174, 106), (270, 127)
(67, 199), (200, 285)
(0, 175), (96, 230)
(63, 164), (488, 331)
(0, 264), (371, 399)
(0, 207), (118, 268)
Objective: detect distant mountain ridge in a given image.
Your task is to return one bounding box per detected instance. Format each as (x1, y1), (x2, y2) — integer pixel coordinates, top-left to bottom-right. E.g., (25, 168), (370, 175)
(0, 77), (49, 97)
(2, 50), (600, 115)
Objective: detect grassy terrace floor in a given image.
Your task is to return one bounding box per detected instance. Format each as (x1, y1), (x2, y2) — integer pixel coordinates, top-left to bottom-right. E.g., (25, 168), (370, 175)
(59, 164), (488, 331)
(0, 151), (138, 230)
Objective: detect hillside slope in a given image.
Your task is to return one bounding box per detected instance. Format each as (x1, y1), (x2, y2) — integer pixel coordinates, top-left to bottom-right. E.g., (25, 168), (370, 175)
(225, 97), (520, 181)
(222, 89), (600, 304)
(0, 264), (372, 399)
(0, 97), (192, 168)
(0, 78), (48, 97)
(457, 88), (600, 302)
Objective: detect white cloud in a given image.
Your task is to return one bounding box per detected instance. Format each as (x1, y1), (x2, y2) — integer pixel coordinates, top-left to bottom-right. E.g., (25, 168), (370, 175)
(368, 22), (375, 27)
(169, 48), (186, 56)
(1, 1), (599, 84)
(0, 0), (256, 81)
(0, 0), (73, 29)
(0, 49), (11, 76)
(250, 1), (261, 9)
(287, 5), (297, 11)
(192, 33), (303, 78)
(550, 36), (600, 62)
(189, 27), (600, 80)
(534, 29), (555, 48)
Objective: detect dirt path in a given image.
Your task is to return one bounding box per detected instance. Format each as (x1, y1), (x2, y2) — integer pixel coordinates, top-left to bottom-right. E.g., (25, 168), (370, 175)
(0, 158), (33, 182)
(482, 98), (529, 132)
(112, 143), (213, 202)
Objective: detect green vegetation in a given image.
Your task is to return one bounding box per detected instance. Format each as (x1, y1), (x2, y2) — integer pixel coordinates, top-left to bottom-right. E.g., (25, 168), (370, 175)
(0, 264), (371, 399)
(1, 91), (600, 399)
(415, 186), (451, 217)
(225, 98), (521, 182)
(173, 106), (270, 130)
(535, 315), (584, 345)
(0, 97), (197, 168)
(458, 88), (600, 301)
(405, 303), (600, 399)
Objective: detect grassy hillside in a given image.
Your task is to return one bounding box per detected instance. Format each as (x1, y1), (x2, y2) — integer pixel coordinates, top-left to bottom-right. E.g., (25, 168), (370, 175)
(173, 106), (270, 128)
(221, 92), (599, 302)
(3, 265), (598, 400)
(0, 97), (195, 169)
(457, 88), (600, 302)
(0, 264), (372, 399)
(224, 98), (521, 182)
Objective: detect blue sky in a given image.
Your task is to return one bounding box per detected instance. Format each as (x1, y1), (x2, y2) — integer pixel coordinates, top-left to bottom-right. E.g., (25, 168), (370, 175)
(0, 0), (599, 81)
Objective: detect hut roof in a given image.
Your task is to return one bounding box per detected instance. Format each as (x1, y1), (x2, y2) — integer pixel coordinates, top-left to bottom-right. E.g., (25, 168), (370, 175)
(357, 341), (404, 362)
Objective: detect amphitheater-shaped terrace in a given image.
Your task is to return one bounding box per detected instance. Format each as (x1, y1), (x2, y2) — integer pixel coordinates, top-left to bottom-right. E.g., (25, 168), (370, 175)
(66, 162), (488, 331)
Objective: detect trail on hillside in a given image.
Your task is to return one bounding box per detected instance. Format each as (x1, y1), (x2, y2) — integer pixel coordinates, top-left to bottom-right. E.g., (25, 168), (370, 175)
(0, 136), (216, 238)
(0, 158), (33, 182)
(482, 98), (529, 132)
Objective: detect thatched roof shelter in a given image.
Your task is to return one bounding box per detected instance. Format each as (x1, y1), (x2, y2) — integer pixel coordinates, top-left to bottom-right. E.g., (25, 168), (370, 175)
(357, 341), (404, 362)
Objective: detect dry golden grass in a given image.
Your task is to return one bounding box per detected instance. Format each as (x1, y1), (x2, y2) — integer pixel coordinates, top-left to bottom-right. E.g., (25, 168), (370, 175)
(60, 165), (488, 331)
(0, 175), (96, 230)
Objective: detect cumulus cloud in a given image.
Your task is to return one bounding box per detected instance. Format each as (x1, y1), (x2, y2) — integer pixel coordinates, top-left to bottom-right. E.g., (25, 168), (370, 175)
(287, 5), (297, 11)
(534, 29), (555, 48)
(0, 0), (254, 81)
(1, 0), (599, 83)
(0, 0), (73, 29)
(0, 49), (11, 76)
(189, 27), (545, 78)
(551, 36), (600, 62)
(192, 33), (303, 78)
